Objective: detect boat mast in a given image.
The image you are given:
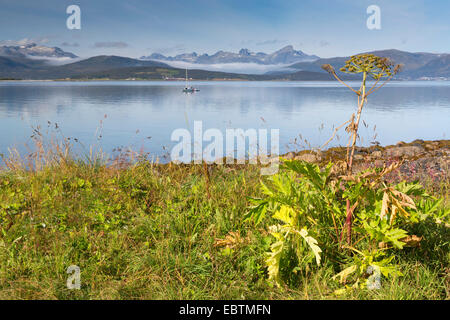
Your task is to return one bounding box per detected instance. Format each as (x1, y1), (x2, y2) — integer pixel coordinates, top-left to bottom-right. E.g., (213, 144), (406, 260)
(185, 68), (188, 88)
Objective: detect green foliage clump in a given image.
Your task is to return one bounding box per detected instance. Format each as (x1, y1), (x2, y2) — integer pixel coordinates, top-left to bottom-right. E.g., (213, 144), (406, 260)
(246, 160), (448, 293)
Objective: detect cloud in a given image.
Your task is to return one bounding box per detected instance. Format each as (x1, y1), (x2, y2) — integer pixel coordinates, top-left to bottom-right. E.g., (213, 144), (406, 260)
(25, 55), (81, 66)
(319, 40), (330, 47)
(153, 60), (294, 75)
(61, 42), (80, 47)
(93, 41), (129, 48)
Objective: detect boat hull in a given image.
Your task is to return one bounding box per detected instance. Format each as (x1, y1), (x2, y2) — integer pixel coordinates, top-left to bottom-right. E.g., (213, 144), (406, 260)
(183, 88), (200, 93)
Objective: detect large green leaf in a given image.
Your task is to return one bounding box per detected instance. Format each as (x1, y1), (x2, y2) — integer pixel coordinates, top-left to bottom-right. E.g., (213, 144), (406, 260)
(298, 228), (322, 266)
(273, 205), (295, 226)
(265, 239), (284, 286)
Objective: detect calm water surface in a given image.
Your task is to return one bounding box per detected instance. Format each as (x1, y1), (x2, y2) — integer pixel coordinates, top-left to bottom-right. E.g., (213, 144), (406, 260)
(0, 80), (449, 159)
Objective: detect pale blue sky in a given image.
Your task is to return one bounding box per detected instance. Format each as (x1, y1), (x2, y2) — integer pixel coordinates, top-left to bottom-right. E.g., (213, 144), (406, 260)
(0, 0), (449, 58)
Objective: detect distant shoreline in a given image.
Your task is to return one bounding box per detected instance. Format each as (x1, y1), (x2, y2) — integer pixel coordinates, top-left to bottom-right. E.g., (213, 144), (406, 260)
(1, 78), (450, 82)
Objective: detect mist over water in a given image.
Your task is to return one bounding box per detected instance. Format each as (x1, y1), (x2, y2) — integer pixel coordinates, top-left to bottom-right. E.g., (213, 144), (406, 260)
(151, 60), (296, 74)
(0, 80), (449, 160)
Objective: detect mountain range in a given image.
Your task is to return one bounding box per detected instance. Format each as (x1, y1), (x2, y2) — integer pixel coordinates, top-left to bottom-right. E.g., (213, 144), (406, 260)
(0, 43), (449, 80)
(0, 54), (340, 81)
(0, 43), (78, 59)
(289, 49), (450, 80)
(141, 45), (320, 65)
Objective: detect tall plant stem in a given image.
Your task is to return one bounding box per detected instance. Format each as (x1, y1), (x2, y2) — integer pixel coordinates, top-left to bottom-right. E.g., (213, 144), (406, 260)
(343, 72), (366, 246)
(347, 71), (367, 174)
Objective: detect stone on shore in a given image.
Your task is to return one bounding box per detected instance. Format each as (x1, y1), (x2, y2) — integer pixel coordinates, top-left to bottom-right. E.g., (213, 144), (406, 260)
(294, 153), (321, 163)
(384, 145), (425, 158)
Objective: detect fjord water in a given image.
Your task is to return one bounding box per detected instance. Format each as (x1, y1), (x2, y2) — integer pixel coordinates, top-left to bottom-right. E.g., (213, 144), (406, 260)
(0, 81), (449, 160)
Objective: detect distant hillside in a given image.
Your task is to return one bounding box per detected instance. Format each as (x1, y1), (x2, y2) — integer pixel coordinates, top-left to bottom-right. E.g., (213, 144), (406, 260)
(69, 66), (338, 81)
(407, 54), (450, 78)
(50, 56), (170, 76)
(0, 56), (39, 79)
(0, 56), (29, 71)
(70, 66), (256, 80)
(368, 49), (439, 71)
(0, 55), (170, 79)
(289, 49), (450, 80)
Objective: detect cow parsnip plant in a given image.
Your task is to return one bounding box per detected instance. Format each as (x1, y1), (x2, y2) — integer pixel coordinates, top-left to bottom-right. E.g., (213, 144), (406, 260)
(246, 160), (446, 289)
(246, 54), (448, 291)
(247, 161), (334, 286)
(322, 54), (402, 174)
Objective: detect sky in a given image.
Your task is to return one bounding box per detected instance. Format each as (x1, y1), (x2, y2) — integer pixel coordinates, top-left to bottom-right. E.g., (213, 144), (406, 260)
(0, 0), (449, 59)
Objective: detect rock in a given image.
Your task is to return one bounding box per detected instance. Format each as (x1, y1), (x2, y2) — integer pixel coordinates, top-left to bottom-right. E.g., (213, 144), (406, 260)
(439, 148), (450, 156)
(295, 153), (321, 163)
(425, 142), (439, 150)
(315, 150), (325, 158)
(284, 152), (295, 160)
(384, 145), (425, 158)
(429, 141), (440, 147)
(371, 150), (382, 158)
(354, 154), (364, 161)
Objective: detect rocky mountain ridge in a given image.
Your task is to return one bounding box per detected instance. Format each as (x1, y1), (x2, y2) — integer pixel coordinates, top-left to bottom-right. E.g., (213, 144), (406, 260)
(141, 45), (320, 65)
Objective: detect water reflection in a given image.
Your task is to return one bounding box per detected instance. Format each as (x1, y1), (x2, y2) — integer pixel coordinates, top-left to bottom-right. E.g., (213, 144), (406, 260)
(0, 81), (449, 158)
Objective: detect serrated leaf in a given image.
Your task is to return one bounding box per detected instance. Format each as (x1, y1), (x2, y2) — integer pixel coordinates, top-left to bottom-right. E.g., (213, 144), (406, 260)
(391, 196), (410, 218)
(244, 201), (267, 225)
(265, 240), (284, 286)
(391, 188), (416, 209)
(384, 228), (408, 249)
(333, 265), (357, 284)
(273, 205), (295, 225)
(380, 192), (389, 219)
(260, 180), (274, 197)
(390, 204), (398, 225)
(299, 228), (322, 265)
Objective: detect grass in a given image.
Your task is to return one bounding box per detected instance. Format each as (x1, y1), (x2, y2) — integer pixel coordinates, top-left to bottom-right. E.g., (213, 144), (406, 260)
(0, 142), (448, 300)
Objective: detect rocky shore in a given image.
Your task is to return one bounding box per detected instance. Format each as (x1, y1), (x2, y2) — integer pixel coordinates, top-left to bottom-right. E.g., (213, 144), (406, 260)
(283, 139), (449, 187)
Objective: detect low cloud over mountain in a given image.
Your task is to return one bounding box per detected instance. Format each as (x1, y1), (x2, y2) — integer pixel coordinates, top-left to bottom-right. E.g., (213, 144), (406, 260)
(154, 60), (296, 75)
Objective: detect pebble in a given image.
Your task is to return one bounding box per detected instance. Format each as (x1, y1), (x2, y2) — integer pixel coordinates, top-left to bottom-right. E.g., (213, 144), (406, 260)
(294, 153), (321, 163)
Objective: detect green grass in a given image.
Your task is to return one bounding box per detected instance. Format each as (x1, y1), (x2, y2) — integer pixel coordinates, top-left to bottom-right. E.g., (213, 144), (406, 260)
(0, 153), (448, 300)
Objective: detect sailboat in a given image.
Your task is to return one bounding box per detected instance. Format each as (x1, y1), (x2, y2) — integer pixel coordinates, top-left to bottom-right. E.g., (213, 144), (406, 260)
(182, 68), (199, 93)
